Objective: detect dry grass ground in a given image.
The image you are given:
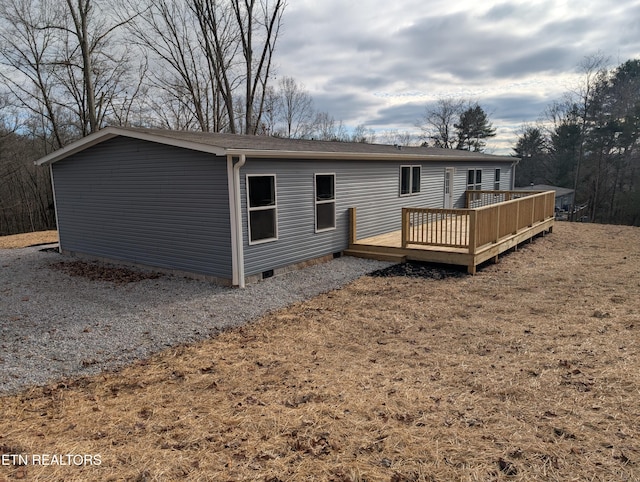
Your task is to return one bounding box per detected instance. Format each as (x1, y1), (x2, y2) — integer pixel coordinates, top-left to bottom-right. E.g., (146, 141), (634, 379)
(1, 222), (639, 481)
(0, 231), (58, 249)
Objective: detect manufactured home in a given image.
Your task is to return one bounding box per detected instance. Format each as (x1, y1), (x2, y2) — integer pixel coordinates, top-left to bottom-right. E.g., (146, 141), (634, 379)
(36, 127), (552, 286)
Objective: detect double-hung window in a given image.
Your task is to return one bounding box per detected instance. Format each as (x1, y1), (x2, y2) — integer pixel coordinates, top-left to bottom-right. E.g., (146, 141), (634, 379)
(467, 169), (482, 191)
(494, 168), (501, 190)
(247, 175), (277, 244)
(315, 174), (336, 232)
(400, 165), (421, 196)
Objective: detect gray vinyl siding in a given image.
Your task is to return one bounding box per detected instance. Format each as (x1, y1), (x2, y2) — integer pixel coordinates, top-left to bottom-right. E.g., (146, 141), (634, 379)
(240, 159), (513, 276)
(52, 137), (232, 279)
(452, 164), (514, 207)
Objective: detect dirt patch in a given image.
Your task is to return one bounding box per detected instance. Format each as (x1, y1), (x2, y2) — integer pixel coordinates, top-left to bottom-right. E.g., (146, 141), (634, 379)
(370, 261), (468, 279)
(1, 222), (639, 481)
(0, 230), (58, 249)
(49, 260), (164, 284)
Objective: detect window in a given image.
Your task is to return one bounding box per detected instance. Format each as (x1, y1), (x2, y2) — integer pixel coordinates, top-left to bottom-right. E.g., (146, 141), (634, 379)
(315, 174), (336, 232)
(247, 175), (277, 244)
(494, 168), (501, 190)
(400, 166), (421, 196)
(467, 169), (482, 191)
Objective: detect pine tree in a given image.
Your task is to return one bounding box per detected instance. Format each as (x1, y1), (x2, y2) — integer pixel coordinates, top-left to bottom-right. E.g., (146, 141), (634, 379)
(454, 104), (496, 152)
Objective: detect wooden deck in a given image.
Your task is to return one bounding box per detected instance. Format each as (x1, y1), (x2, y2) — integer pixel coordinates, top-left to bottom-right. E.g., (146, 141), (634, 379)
(345, 190), (555, 274)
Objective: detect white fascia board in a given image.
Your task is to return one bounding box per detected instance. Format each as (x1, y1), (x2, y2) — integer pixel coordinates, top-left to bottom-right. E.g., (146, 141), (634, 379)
(35, 129), (118, 166)
(225, 148), (511, 163)
(35, 127), (227, 166)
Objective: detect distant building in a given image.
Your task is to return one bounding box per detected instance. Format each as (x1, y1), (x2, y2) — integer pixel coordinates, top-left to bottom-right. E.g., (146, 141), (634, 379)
(515, 184), (574, 212)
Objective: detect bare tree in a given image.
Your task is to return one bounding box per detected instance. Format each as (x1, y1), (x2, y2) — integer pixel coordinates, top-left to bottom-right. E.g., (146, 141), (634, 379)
(127, 0), (223, 132)
(130, 0), (285, 135)
(105, 59), (150, 128)
(417, 97), (467, 148)
(259, 84), (278, 135)
(565, 53), (610, 219)
(311, 111), (349, 141)
(0, 98), (55, 235)
(191, 0), (286, 134)
(276, 76), (314, 138)
(0, 0), (141, 144)
(57, 0), (140, 135)
(0, 0), (66, 150)
(350, 124), (376, 143)
(378, 129), (416, 146)
(231, 0), (285, 134)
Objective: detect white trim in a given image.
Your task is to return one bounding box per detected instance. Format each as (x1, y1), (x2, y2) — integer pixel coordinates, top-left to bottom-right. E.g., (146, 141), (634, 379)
(49, 164), (62, 253)
(444, 167), (455, 209)
(246, 174), (278, 245)
(314, 173), (336, 233)
(227, 155), (238, 286)
(35, 126), (227, 166)
(227, 154), (247, 287)
(226, 156), (236, 284)
(234, 155), (247, 287)
(226, 148), (507, 163)
(467, 168), (482, 191)
(399, 165), (421, 197)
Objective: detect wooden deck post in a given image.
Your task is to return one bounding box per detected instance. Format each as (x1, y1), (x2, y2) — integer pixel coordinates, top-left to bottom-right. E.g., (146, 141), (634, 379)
(530, 197), (535, 227)
(349, 207), (357, 246)
(495, 204), (501, 243)
(468, 209), (477, 255)
(401, 208), (409, 248)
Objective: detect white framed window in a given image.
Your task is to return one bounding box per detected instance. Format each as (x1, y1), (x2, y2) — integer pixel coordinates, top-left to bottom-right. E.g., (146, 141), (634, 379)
(247, 174), (277, 244)
(494, 168), (501, 190)
(400, 165), (421, 196)
(315, 173), (336, 232)
(467, 169), (482, 191)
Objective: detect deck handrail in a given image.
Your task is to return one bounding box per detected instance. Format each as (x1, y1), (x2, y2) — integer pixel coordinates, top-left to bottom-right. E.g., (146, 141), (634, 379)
(465, 189), (546, 208)
(403, 190), (555, 253)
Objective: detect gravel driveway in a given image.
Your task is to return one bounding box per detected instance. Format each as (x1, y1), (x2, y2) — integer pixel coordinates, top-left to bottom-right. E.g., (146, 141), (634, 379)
(1, 246), (391, 395)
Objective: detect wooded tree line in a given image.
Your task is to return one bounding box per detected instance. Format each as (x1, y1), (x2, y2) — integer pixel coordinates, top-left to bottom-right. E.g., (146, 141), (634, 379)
(417, 57), (640, 226)
(0, 2), (638, 234)
(0, 0), (417, 235)
(0, 0), (400, 235)
(513, 58), (640, 226)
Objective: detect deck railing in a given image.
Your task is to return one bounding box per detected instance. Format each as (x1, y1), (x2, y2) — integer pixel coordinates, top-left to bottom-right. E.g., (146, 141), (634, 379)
(465, 189), (537, 208)
(402, 190), (555, 253)
(401, 208), (470, 248)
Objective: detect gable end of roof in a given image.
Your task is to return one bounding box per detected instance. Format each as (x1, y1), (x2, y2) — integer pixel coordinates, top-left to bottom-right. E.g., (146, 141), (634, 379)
(35, 127), (228, 166)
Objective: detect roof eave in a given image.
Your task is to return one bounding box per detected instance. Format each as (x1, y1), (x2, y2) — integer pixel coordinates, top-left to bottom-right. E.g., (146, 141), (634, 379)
(35, 126), (515, 166)
(226, 148), (511, 162)
(35, 126), (228, 166)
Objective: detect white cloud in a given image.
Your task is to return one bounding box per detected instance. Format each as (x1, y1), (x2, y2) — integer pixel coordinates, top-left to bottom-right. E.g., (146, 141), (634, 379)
(276, 0), (640, 153)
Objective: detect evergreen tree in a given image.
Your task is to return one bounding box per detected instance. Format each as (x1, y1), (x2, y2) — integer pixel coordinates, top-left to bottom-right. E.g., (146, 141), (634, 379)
(454, 104), (496, 151)
(513, 126), (550, 186)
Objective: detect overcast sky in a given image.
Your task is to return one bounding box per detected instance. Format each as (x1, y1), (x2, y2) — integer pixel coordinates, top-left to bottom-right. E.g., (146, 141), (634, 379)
(275, 0), (640, 153)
